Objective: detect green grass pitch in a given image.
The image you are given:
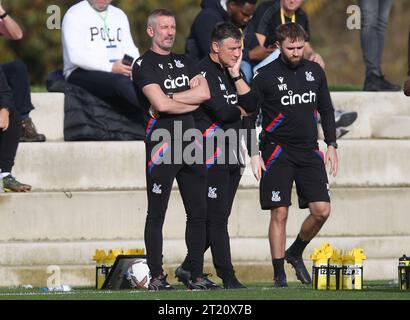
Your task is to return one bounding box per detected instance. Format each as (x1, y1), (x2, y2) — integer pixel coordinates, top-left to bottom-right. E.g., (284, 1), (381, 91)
(0, 281), (409, 300)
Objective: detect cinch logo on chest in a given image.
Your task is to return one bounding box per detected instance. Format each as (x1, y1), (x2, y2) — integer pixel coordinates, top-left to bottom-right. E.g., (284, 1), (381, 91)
(281, 90), (316, 106)
(164, 74), (190, 90)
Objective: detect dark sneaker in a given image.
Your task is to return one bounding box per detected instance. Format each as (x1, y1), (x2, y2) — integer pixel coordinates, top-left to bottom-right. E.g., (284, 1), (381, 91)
(285, 250), (312, 285)
(273, 275), (288, 288)
(202, 274), (222, 289)
(20, 118), (46, 142)
(364, 73), (400, 92)
(189, 276), (221, 290)
(404, 79), (410, 96)
(148, 274), (175, 291)
(334, 110), (357, 128)
(223, 275), (247, 289)
(175, 266), (191, 288)
(3, 175), (31, 192)
(336, 127), (349, 139)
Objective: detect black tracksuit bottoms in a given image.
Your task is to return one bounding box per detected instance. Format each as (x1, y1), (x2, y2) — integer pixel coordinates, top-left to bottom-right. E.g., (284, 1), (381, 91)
(0, 110), (21, 173)
(144, 141), (207, 280)
(182, 163), (242, 281)
(67, 68), (141, 111)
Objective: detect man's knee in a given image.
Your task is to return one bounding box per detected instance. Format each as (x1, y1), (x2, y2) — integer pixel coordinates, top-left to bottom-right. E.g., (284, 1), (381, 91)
(310, 202), (331, 222)
(270, 207), (288, 224)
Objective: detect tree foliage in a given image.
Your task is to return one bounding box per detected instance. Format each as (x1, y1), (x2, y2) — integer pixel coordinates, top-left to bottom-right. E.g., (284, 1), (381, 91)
(0, 0), (408, 86)
(0, 0), (201, 84)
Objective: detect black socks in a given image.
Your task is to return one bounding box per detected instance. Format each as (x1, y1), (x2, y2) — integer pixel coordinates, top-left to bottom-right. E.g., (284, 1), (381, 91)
(287, 234), (310, 257)
(272, 258), (285, 278)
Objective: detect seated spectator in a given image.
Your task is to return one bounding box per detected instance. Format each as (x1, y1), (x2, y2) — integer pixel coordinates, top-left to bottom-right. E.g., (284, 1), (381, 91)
(241, 0), (280, 82)
(62, 0), (142, 114)
(0, 2), (46, 142)
(244, 0), (357, 138)
(185, 0), (257, 62)
(0, 66), (31, 192)
(253, 0), (324, 73)
(359, 0), (400, 91)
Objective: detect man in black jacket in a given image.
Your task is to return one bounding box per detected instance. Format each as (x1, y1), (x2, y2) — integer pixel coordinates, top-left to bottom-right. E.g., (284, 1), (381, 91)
(186, 0), (257, 62)
(0, 66), (31, 192)
(252, 23), (338, 288)
(132, 9), (212, 291)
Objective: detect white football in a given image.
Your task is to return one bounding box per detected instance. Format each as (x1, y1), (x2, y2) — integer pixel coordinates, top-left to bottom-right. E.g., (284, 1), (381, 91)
(126, 259), (151, 289)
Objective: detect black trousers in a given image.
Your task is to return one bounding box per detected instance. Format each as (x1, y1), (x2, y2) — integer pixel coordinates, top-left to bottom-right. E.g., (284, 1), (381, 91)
(67, 68), (141, 111)
(144, 141), (207, 280)
(182, 163), (242, 282)
(0, 110), (21, 173)
(1, 60), (34, 118)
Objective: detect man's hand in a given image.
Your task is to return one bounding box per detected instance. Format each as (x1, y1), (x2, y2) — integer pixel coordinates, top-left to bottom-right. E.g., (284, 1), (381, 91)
(0, 2), (5, 16)
(238, 106), (248, 118)
(227, 50), (243, 78)
(325, 146), (338, 177)
(190, 77), (200, 89)
(308, 52), (325, 69)
(111, 60), (132, 77)
(251, 154), (266, 181)
(0, 108), (10, 131)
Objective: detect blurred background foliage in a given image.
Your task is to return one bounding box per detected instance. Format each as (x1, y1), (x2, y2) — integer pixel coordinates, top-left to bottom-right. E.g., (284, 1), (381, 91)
(0, 0), (408, 87)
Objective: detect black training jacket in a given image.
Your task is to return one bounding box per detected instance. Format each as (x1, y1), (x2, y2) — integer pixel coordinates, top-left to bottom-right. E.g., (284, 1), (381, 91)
(194, 55), (257, 159)
(252, 56), (336, 151)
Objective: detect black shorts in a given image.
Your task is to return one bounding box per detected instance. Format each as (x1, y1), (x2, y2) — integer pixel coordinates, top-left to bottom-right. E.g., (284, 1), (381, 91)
(259, 142), (330, 210)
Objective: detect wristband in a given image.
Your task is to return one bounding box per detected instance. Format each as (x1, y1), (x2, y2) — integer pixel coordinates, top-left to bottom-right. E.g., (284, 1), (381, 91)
(327, 142), (338, 149)
(0, 12), (8, 19)
(231, 75), (243, 82)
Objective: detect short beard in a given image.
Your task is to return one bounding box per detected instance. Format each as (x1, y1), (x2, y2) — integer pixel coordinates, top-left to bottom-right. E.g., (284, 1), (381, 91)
(282, 52), (302, 68)
(87, 0), (109, 12)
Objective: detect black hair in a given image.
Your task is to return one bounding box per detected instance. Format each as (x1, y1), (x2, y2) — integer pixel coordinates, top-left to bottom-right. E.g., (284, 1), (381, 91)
(211, 21), (242, 43)
(275, 22), (308, 44)
(147, 8), (175, 27)
(227, 0), (258, 5)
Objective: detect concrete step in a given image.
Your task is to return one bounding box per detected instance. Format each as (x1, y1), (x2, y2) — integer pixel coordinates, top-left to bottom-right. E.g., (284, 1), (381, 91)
(30, 93), (64, 142)
(0, 237), (406, 266)
(13, 140), (410, 191)
(29, 92), (410, 141)
(1, 188), (409, 241)
(331, 92), (410, 139)
(0, 237), (405, 287)
(0, 259), (399, 288)
(371, 115), (410, 139)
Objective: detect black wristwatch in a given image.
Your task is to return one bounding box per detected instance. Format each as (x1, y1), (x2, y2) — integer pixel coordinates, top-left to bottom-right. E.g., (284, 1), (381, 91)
(231, 74), (243, 82)
(327, 142), (338, 149)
